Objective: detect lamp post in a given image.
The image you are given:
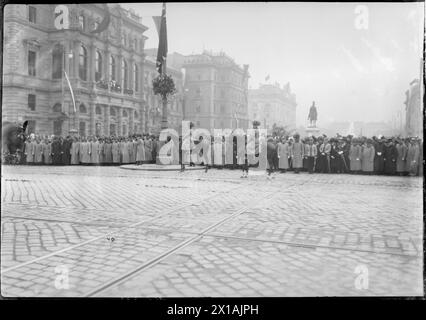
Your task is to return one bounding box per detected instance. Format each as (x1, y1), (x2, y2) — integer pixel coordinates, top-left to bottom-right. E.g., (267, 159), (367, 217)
(182, 88), (189, 120)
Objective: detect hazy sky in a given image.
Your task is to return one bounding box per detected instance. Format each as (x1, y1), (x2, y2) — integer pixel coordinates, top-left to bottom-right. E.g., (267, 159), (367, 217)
(121, 2), (424, 126)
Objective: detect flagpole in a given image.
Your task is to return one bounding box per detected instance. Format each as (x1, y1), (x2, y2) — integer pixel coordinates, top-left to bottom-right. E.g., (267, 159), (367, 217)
(160, 3), (168, 130)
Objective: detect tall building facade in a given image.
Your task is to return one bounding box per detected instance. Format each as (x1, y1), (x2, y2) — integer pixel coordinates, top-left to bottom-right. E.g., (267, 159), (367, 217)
(248, 83), (297, 131)
(2, 4), (184, 137)
(182, 51), (250, 131)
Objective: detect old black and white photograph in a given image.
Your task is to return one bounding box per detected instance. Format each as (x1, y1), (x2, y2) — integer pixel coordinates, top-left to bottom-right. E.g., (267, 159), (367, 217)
(0, 1), (424, 301)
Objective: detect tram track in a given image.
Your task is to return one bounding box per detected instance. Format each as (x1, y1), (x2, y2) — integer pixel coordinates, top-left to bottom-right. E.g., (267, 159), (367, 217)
(1, 181), (247, 275)
(85, 180), (307, 297)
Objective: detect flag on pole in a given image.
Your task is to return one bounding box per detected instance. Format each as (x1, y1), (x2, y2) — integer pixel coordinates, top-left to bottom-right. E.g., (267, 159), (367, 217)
(63, 70), (76, 113)
(153, 3), (168, 75)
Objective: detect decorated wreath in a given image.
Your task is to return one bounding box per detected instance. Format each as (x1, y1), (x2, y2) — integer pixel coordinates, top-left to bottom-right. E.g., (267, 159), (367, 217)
(152, 74), (176, 100)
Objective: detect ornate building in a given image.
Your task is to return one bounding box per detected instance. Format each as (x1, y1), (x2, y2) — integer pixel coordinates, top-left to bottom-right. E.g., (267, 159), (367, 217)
(248, 83), (297, 132)
(182, 51), (250, 131)
(2, 4), (183, 137)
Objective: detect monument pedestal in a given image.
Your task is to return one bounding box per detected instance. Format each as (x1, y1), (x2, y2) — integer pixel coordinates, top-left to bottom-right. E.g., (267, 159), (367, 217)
(305, 126), (320, 137)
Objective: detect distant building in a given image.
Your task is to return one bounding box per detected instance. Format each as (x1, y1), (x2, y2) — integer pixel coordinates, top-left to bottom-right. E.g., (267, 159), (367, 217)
(182, 51), (250, 131)
(248, 82), (297, 131)
(2, 4), (148, 136)
(404, 79), (422, 137)
(143, 49), (184, 134)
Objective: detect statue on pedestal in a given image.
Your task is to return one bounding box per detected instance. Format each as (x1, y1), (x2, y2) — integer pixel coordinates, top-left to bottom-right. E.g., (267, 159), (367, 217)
(308, 101), (318, 128)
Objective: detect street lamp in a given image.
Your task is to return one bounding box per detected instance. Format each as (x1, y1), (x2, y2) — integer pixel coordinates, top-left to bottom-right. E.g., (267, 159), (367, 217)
(182, 88), (189, 120)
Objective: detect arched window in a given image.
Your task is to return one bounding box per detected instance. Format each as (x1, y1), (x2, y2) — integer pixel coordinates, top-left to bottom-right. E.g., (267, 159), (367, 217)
(52, 44), (63, 79)
(110, 106), (116, 116)
(79, 103), (87, 113)
(78, 15), (85, 31)
(95, 105), (102, 115)
(53, 103), (62, 113)
(79, 45), (88, 81)
(134, 63), (139, 92)
(110, 55), (116, 81)
(122, 59), (128, 89)
(123, 110), (128, 118)
(95, 50), (102, 81)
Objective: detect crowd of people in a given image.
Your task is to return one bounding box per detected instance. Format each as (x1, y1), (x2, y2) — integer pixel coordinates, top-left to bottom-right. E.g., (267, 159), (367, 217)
(11, 132), (424, 178)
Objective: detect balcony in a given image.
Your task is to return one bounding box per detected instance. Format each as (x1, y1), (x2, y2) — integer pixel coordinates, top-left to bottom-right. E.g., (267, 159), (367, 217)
(96, 80), (109, 90)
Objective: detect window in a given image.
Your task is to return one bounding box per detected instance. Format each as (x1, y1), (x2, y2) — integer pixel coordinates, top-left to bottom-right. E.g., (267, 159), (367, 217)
(53, 103), (62, 113)
(28, 50), (36, 76)
(28, 94), (36, 111)
(52, 44), (63, 79)
(110, 55), (116, 81)
(122, 59), (128, 89)
(79, 103), (87, 113)
(95, 123), (101, 136)
(110, 106), (116, 116)
(79, 45), (87, 80)
(27, 120), (36, 134)
(109, 124), (116, 135)
(79, 121), (86, 136)
(79, 15), (85, 31)
(95, 105), (102, 115)
(95, 50), (102, 81)
(123, 110), (128, 118)
(28, 6), (36, 23)
(134, 64), (139, 92)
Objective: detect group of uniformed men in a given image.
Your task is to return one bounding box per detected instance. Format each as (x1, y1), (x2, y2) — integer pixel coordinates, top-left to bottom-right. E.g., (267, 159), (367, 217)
(20, 132), (423, 178)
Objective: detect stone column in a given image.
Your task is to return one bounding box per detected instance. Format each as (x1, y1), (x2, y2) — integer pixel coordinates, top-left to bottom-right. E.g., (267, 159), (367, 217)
(89, 102), (96, 135)
(73, 40), (79, 80)
(117, 107), (122, 136)
(129, 107), (134, 134)
(89, 42), (96, 83)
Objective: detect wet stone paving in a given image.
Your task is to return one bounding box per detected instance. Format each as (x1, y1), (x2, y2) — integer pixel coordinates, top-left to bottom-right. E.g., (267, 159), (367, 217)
(1, 165), (423, 297)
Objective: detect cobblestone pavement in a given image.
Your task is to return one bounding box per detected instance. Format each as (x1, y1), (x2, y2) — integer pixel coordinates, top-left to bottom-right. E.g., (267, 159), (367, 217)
(1, 165), (423, 297)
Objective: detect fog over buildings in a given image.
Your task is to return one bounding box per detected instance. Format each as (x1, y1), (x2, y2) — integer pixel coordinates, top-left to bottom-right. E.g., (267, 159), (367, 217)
(123, 2), (424, 129)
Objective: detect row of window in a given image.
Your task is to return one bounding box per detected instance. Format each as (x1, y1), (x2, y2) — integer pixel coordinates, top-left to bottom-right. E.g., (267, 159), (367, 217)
(30, 45), (140, 93)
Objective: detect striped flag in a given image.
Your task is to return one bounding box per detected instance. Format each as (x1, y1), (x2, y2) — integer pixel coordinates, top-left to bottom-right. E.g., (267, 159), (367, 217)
(63, 70), (76, 113)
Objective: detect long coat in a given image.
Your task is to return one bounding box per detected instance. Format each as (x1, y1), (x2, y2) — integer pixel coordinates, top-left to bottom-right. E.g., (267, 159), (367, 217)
(79, 142), (91, 164)
(277, 142), (290, 169)
(51, 140), (62, 165)
(98, 142), (105, 164)
(25, 141), (35, 163)
(144, 140), (153, 161)
(395, 143), (407, 173)
(383, 144), (397, 175)
(120, 142), (130, 164)
(71, 141), (80, 165)
(90, 141), (100, 164)
(132, 141), (138, 163)
(406, 143), (419, 174)
(42, 142), (52, 164)
(349, 145), (362, 171)
(112, 142), (120, 163)
(291, 142), (304, 169)
(104, 143), (112, 164)
(136, 139), (145, 162)
(34, 142), (43, 163)
(61, 139), (72, 165)
(361, 145), (375, 172)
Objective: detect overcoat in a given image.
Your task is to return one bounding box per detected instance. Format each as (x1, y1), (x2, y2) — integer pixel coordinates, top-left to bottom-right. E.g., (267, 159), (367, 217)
(104, 143), (113, 164)
(291, 142), (304, 169)
(112, 142), (120, 163)
(52, 140), (62, 165)
(277, 142), (290, 169)
(25, 140), (34, 163)
(34, 142), (43, 163)
(90, 141), (100, 164)
(136, 139), (145, 162)
(406, 143), (419, 174)
(71, 141), (80, 165)
(361, 145), (375, 172)
(349, 145), (362, 171)
(395, 143), (407, 173)
(79, 142), (91, 164)
(42, 142), (52, 164)
(383, 144), (397, 175)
